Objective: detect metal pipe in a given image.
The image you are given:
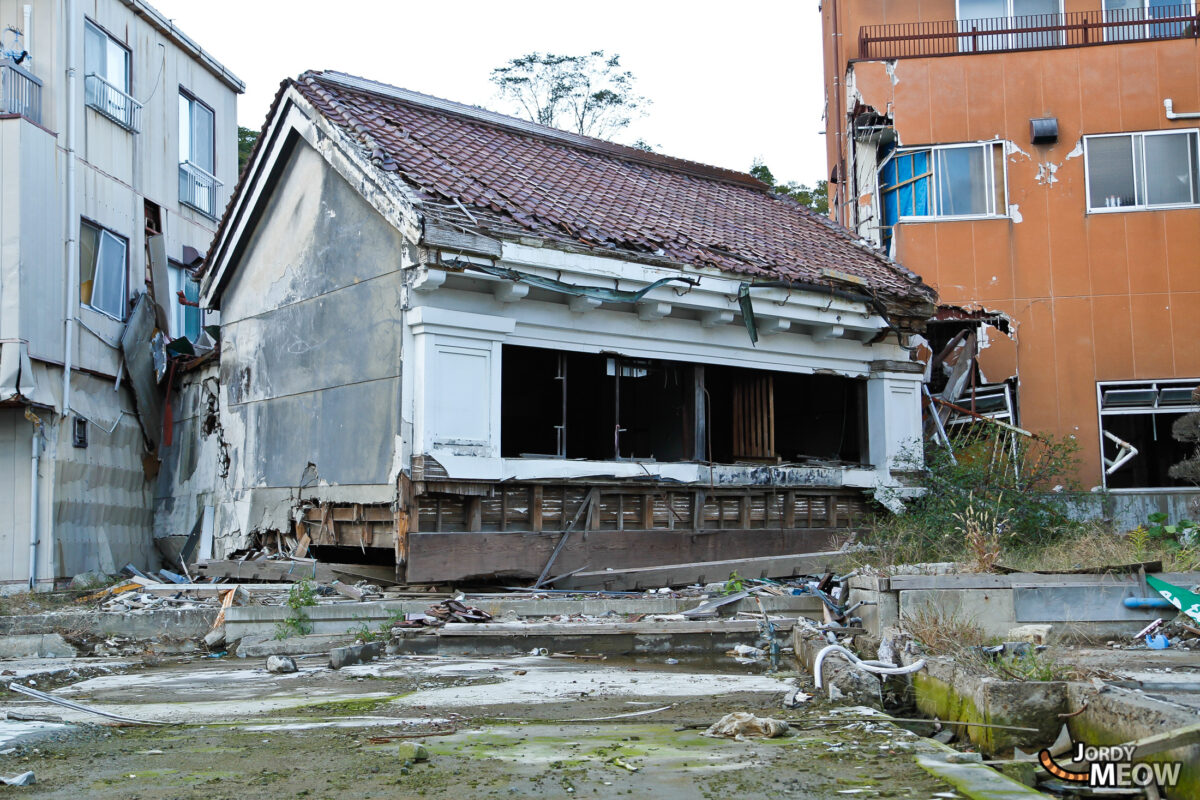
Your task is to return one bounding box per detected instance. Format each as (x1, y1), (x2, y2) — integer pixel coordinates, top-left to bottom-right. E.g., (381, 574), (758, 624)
(26, 417), (40, 591)
(62, 0), (78, 416)
(1164, 99), (1200, 120)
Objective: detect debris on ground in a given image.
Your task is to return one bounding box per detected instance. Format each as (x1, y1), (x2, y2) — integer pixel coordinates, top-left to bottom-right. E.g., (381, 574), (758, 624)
(265, 655), (298, 674)
(0, 771), (35, 786)
(703, 712), (790, 740)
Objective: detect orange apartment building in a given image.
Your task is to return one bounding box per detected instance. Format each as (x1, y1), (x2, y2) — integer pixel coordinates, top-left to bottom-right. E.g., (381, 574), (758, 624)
(822, 0), (1200, 508)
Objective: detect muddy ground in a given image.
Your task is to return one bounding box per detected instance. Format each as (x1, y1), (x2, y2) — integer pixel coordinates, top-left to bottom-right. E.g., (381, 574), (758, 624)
(1, 655), (959, 799)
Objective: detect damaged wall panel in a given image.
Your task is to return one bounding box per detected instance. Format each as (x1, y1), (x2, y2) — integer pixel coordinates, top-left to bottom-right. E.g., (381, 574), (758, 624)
(213, 137), (409, 546)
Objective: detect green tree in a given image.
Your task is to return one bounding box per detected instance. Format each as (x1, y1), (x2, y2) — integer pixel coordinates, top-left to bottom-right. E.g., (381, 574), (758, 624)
(237, 126), (258, 174)
(751, 160), (829, 214)
(491, 51), (648, 139)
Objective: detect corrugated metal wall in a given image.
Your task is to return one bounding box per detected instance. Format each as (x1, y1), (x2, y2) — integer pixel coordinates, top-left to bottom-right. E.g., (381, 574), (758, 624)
(53, 375), (156, 577)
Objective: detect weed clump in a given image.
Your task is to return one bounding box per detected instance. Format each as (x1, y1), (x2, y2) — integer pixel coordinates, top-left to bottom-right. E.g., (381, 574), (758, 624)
(274, 580), (318, 639)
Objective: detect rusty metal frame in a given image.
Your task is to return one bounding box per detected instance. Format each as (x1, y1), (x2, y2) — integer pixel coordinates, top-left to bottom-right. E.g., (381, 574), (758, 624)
(859, 5), (1200, 60)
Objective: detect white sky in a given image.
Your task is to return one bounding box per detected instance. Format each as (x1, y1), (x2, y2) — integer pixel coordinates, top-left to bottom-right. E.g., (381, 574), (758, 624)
(150, 0), (829, 186)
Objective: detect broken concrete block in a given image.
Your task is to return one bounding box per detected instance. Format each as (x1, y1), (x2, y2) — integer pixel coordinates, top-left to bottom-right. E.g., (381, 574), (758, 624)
(203, 627), (226, 650)
(396, 742), (429, 762)
(69, 571), (110, 590)
(329, 641), (383, 669)
(1006, 624), (1052, 645)
(266, 655), (298, 674)
(0, 634), (77, 659)
(236, 633), (357, 658)
(826, 664), (881, 706)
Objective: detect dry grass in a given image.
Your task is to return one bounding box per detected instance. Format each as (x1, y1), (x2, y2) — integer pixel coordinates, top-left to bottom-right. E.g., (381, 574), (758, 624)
(899, 604), (989, 655)
(0, 590), (83, 617)
(999, 521), (1200, 573)
(956, 502), (1005, 573)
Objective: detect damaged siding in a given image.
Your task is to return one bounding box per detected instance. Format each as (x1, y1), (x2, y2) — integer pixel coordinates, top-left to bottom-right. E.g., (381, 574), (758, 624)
(212, 139), (410, 551)
(826, 9), (1200, 483)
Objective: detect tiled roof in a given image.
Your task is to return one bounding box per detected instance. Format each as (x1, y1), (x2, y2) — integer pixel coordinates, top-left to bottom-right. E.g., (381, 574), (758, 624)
(228, 70), (935, 311)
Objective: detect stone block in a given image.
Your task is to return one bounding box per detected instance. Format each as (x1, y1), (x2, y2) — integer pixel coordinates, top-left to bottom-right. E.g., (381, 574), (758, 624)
(0, 634), (77, 659)
(329, 641), (383, 669)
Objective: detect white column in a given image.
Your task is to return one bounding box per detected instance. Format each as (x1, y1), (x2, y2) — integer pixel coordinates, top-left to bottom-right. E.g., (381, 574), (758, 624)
(866, 360), (925, 480)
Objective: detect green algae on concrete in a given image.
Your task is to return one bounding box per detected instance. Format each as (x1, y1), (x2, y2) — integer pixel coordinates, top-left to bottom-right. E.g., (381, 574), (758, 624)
(917, 755), (1049, 799)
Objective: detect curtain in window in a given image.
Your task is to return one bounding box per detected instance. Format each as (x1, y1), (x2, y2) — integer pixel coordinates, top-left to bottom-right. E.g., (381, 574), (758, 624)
(1144, 132), (1198, 206)
(78, 222), (99, 305)
(192, 102), (215, 173)
(936, 147), (990, 216)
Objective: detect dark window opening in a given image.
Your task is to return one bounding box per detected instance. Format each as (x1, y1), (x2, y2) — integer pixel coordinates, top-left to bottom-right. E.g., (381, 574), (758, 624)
(1100, 380), (1199, 489)
(1103, 413), (1192, 489)
(501, 345), (867, 466)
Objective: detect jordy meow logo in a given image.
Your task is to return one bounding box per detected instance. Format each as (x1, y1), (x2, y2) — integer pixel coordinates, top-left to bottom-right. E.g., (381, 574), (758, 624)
(1038, 741), (1182, 789)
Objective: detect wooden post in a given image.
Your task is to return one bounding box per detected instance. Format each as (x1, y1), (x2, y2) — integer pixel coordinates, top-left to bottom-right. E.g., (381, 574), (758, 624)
(784, 490), (796, 530)
(531, 485), (543, 532)
(466, 497), (482, 532)
(642, 494), (655, 530)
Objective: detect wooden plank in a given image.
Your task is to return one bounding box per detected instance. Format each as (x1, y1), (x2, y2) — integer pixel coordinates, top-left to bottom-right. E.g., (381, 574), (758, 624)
(556, 550), (853, 592)
(405, 528), (846, 583)
(294, 531), (311, 559)
(437, 619), (796, 637)
(194, 560), (402, 585)
(642, 494), (655, 531)
(423, 222), (503, 258)
(784, 490), (796, 529)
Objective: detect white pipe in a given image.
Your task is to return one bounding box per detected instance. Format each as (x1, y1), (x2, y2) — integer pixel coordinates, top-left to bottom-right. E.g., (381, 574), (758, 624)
(22, 4), (30, 65)
(814, 644), (927, 688)
(27, 421), (40, 591)
(1164, 99), (1200, 120)
(62, 0), (78, 416)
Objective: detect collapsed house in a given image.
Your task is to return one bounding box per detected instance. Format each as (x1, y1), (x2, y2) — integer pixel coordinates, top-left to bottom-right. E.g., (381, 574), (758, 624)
(156, 70), (937, 587)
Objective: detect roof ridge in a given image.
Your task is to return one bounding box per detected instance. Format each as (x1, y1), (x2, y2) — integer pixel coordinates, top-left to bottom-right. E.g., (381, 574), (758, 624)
(311, 70), (769, 191)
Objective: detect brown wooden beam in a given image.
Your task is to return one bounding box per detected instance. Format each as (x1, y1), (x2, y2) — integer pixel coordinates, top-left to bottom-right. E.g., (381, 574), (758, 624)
(404, 527), (849, 583)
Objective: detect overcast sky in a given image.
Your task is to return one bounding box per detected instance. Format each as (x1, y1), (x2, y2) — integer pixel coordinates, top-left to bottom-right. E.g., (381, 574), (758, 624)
(150, 0), (829, 186)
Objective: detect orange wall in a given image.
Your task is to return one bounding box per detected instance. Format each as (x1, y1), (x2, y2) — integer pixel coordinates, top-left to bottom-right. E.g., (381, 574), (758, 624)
(823, 2), (1200, 484)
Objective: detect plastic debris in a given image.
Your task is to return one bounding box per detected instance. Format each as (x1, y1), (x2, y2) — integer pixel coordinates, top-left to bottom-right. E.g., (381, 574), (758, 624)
(703, 712), (789, 740)
(0, 772), (35, 786)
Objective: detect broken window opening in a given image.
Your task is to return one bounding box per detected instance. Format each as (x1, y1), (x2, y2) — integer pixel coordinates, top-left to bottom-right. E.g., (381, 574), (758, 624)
(925, 315), (1018, 428)
(1099, 379), (1200, 489)
(501, 345), (869, 466)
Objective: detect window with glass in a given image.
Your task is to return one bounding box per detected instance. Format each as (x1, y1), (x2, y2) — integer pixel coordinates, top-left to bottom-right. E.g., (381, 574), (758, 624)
(79, 220), (128, 320)
(881, 142), (1007, 220)
(1085, 130), (1199, 211)
(84, 20), (137, 130)
(1103, 0), (1195, 42)
(179, 91), (219, 217)
(956, 0), (1063, 51)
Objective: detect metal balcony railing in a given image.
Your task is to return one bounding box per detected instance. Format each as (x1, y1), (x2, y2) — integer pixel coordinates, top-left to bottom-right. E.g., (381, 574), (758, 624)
(0, 59), (42, 124)
(179, 160), (222, 218)
(859, 5), (1200, 59)
(84, 73), (142, 133)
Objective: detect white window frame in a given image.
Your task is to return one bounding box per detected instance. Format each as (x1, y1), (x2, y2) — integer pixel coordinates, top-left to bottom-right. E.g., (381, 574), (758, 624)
(79, 219), (129, 322)
(955, 0), (1066, 51)
(167, 261), (202, 340)
(1084, 129), (1200, 214)
(83, 19), (141, 132)
(885, 141), (1009, 222)
(178, 89), (222, 217)
(1096, 378), (1200, 491)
